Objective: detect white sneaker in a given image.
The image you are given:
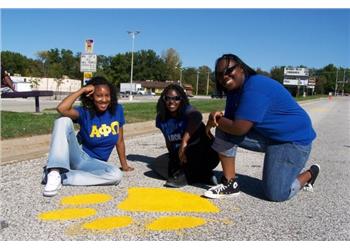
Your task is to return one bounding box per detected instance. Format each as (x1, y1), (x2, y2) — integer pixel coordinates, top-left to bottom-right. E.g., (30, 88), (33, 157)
(43, 171), (62, 197)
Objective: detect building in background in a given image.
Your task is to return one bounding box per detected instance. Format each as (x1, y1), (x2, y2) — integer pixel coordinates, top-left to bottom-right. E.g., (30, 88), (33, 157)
(10, 75), (81, 99)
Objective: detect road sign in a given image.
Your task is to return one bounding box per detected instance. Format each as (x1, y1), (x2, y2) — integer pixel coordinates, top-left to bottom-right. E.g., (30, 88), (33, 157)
(85, 39), (94, 53)
(83, 72), (93, 85)
(80, 53), (97, 72)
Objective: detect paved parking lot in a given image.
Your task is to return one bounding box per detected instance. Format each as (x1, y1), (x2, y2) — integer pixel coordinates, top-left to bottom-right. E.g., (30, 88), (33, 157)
(0, 97), (349, 240)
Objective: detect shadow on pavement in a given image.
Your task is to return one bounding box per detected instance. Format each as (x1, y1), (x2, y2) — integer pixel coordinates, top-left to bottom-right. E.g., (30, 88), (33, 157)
(127, 153), (168, 180)
(127, 153), (267, 200)
(127, 154), (155, 164)
(236, 173), (266, 200)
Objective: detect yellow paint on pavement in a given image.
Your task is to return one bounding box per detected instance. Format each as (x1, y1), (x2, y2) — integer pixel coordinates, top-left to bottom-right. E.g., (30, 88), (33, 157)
(60, 193), (112, 206)
(310, 108), (329, 112)
(82, 216), (133, 231)
(117, 187), (219, 213)
(146, 216), (206, 231)
(38, 208), (96, 221)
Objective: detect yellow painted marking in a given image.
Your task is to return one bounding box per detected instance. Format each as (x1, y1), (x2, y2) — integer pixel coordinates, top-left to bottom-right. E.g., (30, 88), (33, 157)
(310, 108), (329, 112)
(82, 216), (133, 231)
(146, 216), (206, 231)
(38, 208), (96, 221)
(60, 193), (112, 206)
(118, 187), (219, 213)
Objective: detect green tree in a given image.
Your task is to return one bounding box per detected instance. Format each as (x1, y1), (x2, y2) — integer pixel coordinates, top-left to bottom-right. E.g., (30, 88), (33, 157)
(256, 67), (270, 76)
(161, 48), (182, 81)
(270, 66), (285, 84)
(1, 51), (31, 76)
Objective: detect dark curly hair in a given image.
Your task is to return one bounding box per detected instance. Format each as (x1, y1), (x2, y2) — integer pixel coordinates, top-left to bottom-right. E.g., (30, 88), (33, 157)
(214, 53), (257, 95)
(80, 76), (118, 117)
(156, 83), (189, 121)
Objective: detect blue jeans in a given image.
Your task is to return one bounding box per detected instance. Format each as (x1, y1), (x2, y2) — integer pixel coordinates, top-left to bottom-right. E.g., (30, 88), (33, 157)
(212, 128), (312, 201)
(46, 117), (122, 186)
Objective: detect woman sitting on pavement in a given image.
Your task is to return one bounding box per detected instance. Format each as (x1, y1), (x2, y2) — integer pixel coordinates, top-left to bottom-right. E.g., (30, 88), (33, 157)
(155, 84), (219, 188)
(43, 76), (134, 197)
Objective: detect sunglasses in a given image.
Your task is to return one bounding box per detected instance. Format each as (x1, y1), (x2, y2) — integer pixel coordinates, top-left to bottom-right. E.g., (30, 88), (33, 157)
(163, 95), (182, 102)
(223, 64), (239, 76)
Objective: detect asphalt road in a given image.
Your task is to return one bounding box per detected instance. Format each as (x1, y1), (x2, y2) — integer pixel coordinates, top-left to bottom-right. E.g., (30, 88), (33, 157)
(0, 97), (349, 240)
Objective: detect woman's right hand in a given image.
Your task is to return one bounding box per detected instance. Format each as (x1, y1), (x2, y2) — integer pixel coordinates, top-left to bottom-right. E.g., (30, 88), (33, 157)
(206, 111), (223, 138)
(208, 111), (224, 126)
(83, 85), (95, 97)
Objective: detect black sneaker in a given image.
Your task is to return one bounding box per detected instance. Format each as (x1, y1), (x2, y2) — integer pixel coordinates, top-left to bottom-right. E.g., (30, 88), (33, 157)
(303, 164), (320, 192)
(203, 177), (240, 199)
(164, 170), (188, 188)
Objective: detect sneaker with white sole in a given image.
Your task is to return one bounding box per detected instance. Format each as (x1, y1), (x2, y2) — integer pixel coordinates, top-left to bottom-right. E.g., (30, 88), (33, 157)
(303, 164), (320, 192)
(43, 171), (62, 197)
(203, 177), (240, 199)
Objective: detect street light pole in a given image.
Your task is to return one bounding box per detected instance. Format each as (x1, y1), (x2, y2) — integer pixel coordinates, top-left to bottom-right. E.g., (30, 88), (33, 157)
(127, 31), (140, 99)
(179, 68), (183, 87)
(206, 71), (210, 96)
(196, 71), (199, 96)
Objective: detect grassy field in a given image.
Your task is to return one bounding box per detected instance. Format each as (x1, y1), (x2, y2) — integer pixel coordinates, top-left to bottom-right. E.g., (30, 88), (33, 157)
(1, 99), (226, 139)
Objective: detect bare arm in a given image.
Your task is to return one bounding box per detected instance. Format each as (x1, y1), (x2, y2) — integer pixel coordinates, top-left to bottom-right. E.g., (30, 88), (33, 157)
(3, 75), (16, 92)
(56, 85), (94, 120)
(116, 127), (134, 172)
(217, 117), (253, 136)
(178, 110), (202, 165)
(206, 111), (253, 136)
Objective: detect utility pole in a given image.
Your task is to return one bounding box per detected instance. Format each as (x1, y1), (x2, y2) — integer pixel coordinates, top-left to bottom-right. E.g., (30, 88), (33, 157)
(342, 69), (346, 96)
(335, 68), (338, 96)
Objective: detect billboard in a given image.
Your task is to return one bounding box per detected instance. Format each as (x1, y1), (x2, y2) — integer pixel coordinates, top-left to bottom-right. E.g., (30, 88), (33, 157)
(284, 67), (309, 77)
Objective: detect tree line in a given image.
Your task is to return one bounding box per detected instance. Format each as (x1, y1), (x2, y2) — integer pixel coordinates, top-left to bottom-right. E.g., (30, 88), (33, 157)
(1, 49), (349, 95)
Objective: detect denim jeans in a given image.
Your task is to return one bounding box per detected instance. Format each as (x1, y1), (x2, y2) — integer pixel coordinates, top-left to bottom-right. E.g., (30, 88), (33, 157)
(212, 128), (312, 201)
(46, 117), (122, 186)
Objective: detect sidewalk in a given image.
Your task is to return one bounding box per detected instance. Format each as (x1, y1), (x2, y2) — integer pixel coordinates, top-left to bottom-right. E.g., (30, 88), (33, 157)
(0, 120), (158, 165)
(0, 113), (210, 165)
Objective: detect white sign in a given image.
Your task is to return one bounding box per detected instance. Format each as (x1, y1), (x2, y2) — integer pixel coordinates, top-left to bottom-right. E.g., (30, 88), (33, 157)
(80, 53), (97, 72)
(284, 67), (309, 77)
(283, 79), (308, 86)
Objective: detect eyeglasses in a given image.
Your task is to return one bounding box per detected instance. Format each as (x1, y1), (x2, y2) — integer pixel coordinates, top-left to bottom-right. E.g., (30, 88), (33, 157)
(223, 64), (239, 76)
(163, 95), (182, 102)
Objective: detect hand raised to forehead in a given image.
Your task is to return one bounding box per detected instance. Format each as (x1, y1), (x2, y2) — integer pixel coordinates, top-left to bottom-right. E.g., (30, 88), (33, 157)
(83, 85), (95, 97)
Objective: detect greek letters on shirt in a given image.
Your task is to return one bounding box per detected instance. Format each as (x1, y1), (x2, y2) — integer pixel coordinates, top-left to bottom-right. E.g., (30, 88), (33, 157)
(89, 121), (120, 138)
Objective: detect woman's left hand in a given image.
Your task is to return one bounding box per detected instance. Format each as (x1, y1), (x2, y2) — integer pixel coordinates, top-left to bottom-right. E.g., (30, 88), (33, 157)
(120, 164), (134, 172)
(179, 145), (187, 165)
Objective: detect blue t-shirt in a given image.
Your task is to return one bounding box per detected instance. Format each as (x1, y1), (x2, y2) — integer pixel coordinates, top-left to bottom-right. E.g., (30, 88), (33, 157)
(75, 104), (125, 161)
(225, 75), (316, 145)
(156, 105), (196, 152)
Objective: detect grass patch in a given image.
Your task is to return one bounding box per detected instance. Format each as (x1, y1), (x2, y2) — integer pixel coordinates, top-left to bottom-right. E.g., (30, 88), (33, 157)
(1, 111), (60, 139)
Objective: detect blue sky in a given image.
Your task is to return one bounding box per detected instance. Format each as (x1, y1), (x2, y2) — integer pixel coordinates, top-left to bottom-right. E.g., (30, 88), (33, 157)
(1, 8), (349, 71)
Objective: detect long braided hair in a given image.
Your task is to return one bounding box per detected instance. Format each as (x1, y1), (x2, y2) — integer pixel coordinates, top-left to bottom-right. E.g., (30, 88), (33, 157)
(156, 83), (189, 121)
